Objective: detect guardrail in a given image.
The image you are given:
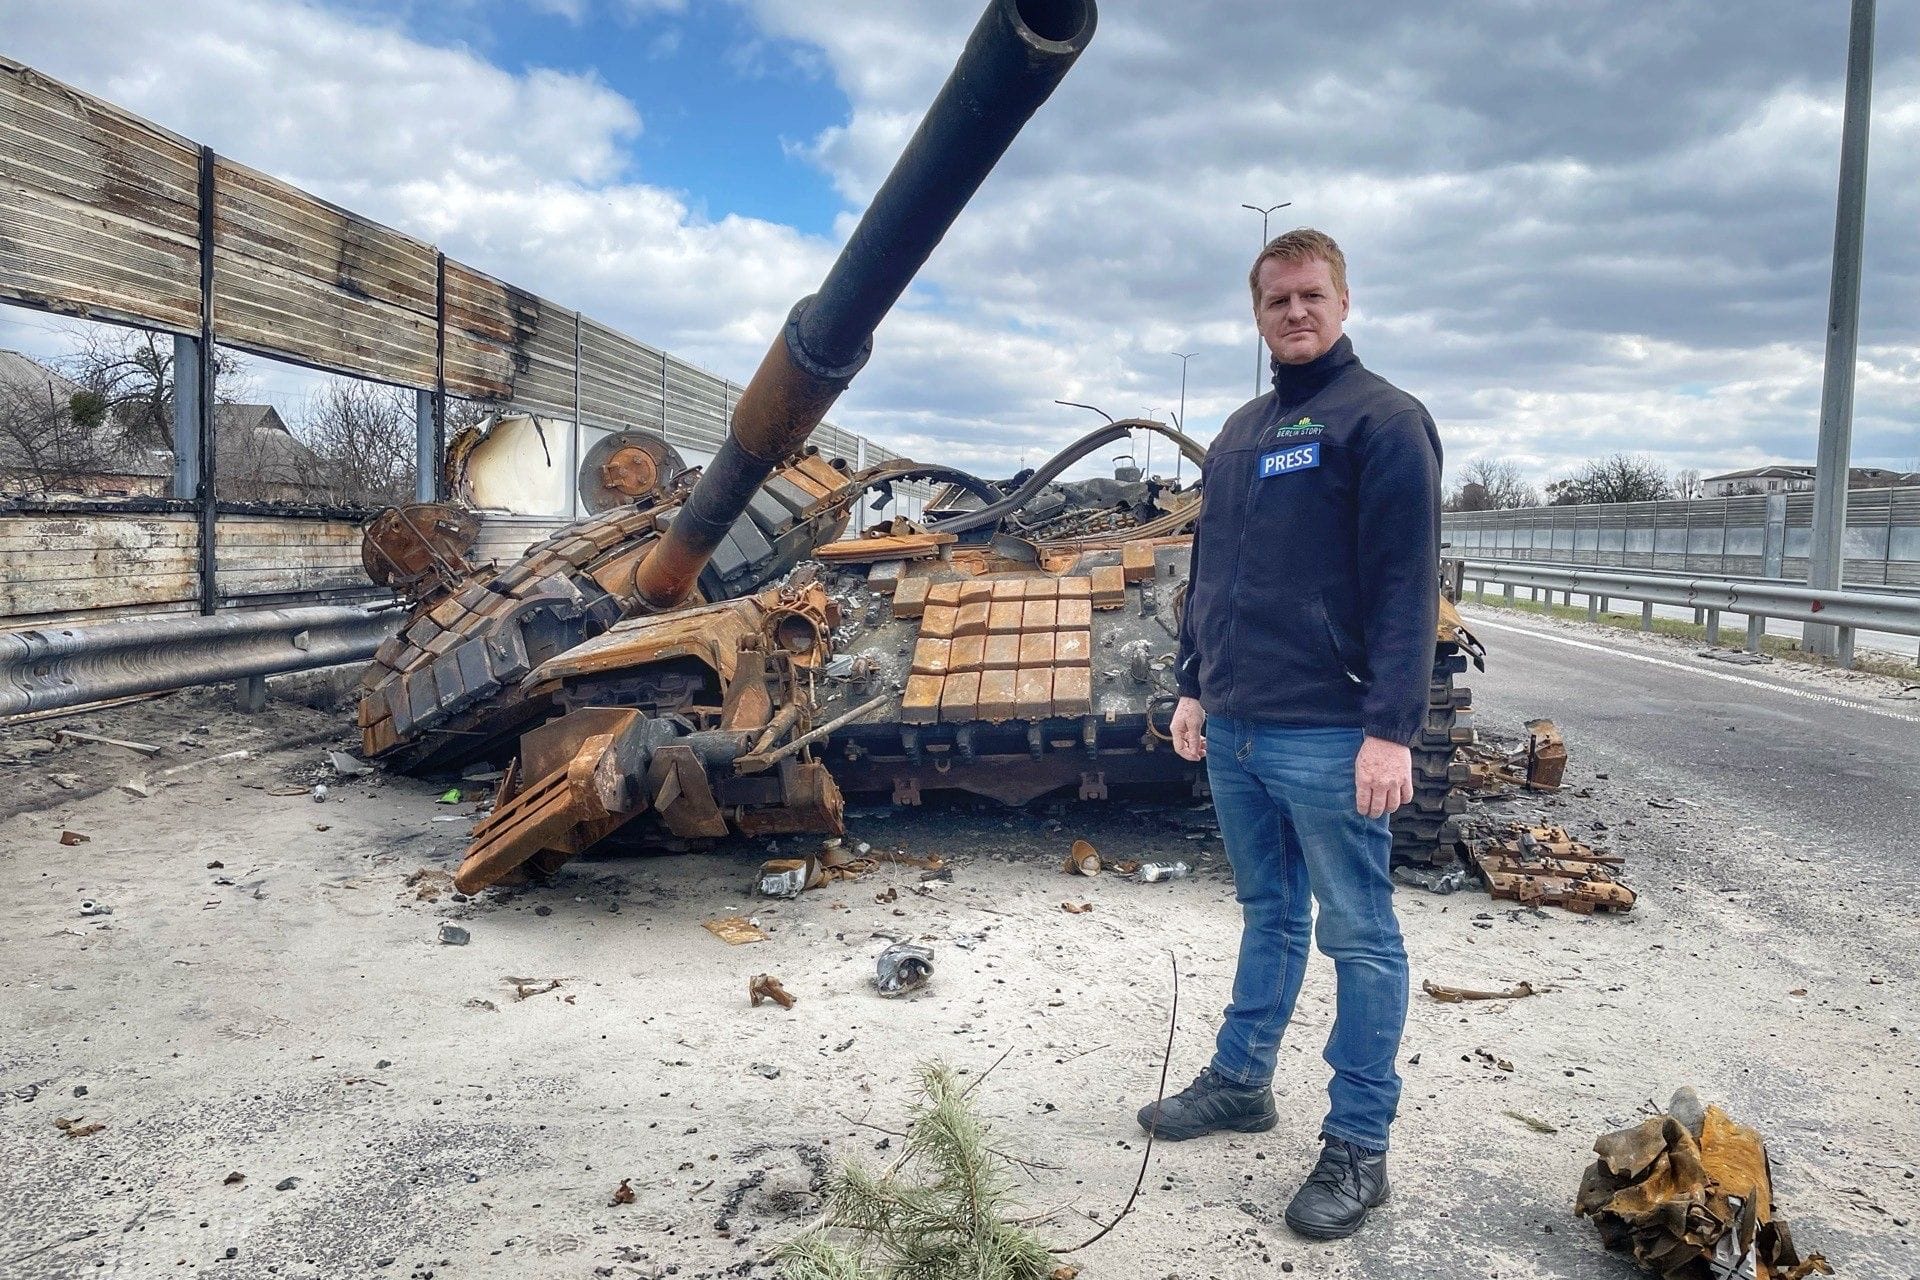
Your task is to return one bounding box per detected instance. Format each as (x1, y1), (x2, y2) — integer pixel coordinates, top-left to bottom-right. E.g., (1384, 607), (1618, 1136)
(1452, 558), (1920, 668)
(0, 605), (400, 717)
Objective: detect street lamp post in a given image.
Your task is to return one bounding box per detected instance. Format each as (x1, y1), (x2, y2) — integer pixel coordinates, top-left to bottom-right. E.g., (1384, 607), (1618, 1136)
(1806, 0), (1877, 660)
(1241, 201), (1292, 396)
(1171, 350), (1196, 485)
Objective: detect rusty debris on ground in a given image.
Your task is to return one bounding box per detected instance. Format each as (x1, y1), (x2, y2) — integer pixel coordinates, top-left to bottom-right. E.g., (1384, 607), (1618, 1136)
(1460, 719), (1567, 795)
(1063, 839), (1101, 876)
(703, 916), (768, 946)
(1422, 979), (1538, 1003)
(1577, 1087), (1833, 1279)
(505, 976), (563, 1001)
(749, 974), (796, 1010)
(1474, 823), (1636, 914)
(609, 1178), (635, 1207)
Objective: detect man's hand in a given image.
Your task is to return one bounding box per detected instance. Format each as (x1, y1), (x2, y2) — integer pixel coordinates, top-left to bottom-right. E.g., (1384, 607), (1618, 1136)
(1171, 696), (1206, 762)
(1354, 735), (1412, 819)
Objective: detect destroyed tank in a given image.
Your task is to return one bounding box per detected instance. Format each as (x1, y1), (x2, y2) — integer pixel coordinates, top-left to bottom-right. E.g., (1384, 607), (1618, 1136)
(795, 428), (1483, 870)
(350, 0), (1481, 893)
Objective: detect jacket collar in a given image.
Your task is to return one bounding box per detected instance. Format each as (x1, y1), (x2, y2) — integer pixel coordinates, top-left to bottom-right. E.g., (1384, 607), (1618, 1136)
(1269, 334), (1357, 407)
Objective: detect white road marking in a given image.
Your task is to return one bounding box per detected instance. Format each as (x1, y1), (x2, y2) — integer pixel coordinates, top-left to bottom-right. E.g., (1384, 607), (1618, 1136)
(1463, 614), (1920, 727)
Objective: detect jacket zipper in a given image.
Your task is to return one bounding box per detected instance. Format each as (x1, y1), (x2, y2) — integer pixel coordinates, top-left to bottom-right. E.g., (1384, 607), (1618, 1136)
(1225, 394), (1283, 715)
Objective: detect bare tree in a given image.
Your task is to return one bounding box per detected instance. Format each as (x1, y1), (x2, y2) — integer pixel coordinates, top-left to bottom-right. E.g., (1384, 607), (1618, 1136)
(1445, 458), (1538, 511)
(58, 326), (250, 454)
(1546, 453), (1674, 505)
(0, 372), (119, 497)
(1672, 467), (1703, 500)
(294, 379), (417, 508)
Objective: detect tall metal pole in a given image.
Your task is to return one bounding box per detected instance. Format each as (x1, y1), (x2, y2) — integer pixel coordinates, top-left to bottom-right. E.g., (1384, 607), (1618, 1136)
(194, 145), (217, 616)
(1806, 0), (1876, 658)
(1172, 350), (1196, 484)
(1241, 201), (1291, 396)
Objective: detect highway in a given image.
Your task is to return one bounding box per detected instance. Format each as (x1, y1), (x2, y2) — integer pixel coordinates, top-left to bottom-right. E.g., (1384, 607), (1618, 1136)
(1460, 606), (1920, 899)
(1428, 607), (1920, 1278)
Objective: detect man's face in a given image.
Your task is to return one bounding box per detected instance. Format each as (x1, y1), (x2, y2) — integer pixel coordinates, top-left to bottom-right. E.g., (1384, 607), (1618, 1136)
(1254, 256), (1349, 366)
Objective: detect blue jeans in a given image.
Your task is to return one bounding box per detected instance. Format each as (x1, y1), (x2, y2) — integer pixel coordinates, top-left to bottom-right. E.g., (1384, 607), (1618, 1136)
(1203, 714), (1408, 1152)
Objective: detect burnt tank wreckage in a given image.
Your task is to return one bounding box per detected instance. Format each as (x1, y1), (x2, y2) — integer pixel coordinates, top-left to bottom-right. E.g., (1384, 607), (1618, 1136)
(352, 0), (1484, 895)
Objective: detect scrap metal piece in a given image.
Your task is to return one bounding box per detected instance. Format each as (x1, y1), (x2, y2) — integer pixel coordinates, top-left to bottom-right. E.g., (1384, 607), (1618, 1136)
(1524, 718), (1567, 790)
(1474, 823), (1635, 914)
(361, 503), (481, 597)
(703, 916), (767, 945)
(813, 531), (957, 564)
(874, 943), (935, 997)
(580, 430), (687, 512)
(1576, 1095), (1832, 1279)
(447, 584), (850, 891)
(1063, 839), (1101, 876)
(748, 973), (797, 1009)
(1421, 979), (1537, 1003)
(452, 716), (648, 894)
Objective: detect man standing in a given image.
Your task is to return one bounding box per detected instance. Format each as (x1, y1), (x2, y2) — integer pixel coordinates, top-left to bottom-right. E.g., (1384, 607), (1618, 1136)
(1138, 228), (1441, 1241)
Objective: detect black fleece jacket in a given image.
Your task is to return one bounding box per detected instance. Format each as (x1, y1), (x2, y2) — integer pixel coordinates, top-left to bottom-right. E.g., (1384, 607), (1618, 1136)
(1175, 336), (1442, 745)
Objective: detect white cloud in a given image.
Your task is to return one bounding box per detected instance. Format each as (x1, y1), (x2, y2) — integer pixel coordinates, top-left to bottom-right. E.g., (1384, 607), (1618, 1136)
(2, 0), (1916, 490)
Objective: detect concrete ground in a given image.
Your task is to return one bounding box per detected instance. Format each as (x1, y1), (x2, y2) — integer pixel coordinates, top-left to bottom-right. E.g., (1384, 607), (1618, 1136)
(2, 617), (1916, 1280)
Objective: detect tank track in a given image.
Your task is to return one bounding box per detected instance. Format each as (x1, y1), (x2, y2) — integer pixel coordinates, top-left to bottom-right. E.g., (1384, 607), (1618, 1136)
(355, 452), (856, 775)
(1389, 642), (1474, 868)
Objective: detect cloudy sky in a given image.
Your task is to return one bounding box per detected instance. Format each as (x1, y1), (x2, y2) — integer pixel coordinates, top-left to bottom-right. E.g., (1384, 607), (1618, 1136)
(2, 0), (1916, 488)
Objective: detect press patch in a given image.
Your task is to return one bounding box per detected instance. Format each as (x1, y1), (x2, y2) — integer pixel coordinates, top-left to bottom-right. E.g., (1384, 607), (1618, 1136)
(1258, 442), (1321, 478)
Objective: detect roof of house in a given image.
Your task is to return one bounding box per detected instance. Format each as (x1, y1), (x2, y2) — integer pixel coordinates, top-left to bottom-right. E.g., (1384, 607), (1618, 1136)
(1705, 464), (1919, 486)
(215, 403), (322, 483)
(1702, 465), (1816, 483)
(0, 348), (83, 402)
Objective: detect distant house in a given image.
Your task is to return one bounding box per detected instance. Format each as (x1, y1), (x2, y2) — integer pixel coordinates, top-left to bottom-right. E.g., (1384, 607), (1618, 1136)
(0, 348), (172, 498)
(1701, 464), (1919, 497)
(213, 403), (331, 504)
(0, 349), (330, 504)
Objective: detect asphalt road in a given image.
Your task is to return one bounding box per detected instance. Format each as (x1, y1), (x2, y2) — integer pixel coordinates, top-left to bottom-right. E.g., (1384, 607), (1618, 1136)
(1459, 606), (1920, 903)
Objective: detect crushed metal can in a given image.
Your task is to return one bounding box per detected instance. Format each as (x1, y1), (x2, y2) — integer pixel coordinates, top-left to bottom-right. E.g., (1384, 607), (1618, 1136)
(1577, 1088), (1831, 1279)
(1137, 861), (1190, 883)
(874, 942), (935, 997)
(758, 866), (810, 899)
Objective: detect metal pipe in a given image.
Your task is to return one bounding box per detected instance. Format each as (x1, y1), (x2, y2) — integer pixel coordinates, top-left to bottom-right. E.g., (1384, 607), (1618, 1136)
(0, 606), (398, 716)
(927, 418), (1206, 536)
(630, 0), (1096, 609)
(735, 691), (895, 774)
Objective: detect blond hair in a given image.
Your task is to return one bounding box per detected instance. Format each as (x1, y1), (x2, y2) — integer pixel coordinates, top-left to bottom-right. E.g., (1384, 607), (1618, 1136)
(1248, 228), (1347, 303)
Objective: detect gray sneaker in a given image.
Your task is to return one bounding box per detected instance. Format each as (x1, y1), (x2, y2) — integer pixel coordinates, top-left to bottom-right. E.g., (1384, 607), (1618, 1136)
(1135, 1067), (1278, 1141)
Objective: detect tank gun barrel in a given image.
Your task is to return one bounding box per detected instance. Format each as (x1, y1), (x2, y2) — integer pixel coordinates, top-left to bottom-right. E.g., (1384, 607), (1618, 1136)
(630, 0), (1096, 609)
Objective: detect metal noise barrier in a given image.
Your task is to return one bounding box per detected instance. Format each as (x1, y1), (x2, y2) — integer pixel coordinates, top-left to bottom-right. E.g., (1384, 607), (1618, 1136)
(1459, 560), (1920, 636)
(0, 606), (401, 717)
